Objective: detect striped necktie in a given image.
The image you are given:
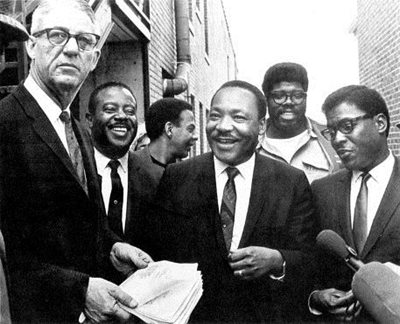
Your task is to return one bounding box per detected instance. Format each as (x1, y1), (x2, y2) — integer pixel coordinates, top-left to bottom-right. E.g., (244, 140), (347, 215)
(220, 167), (240, 251)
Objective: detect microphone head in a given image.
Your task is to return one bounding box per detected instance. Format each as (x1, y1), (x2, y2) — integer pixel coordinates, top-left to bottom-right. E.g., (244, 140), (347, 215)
(352, 262), (400, 324)
(316, 230), (349, 259)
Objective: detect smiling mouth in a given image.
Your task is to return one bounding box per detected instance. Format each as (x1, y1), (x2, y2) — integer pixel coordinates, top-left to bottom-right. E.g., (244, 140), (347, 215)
(109, 125), (128, 136)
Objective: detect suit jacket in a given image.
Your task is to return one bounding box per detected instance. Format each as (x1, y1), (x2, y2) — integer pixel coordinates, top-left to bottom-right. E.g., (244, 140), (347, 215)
(124, 149), (165, 242)
(0, 85), (117, 322)
(136, 152), (316, 323)
(311, 157), (400, 321)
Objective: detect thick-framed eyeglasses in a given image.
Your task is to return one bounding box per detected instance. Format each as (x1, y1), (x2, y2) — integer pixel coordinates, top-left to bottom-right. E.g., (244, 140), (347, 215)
(269, 91), (307, 105)
(321, 114), (373, 141)
(32, 28), (100, 51)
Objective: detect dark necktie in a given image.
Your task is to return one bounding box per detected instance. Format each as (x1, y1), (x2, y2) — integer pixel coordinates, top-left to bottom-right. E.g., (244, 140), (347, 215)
(353, 172), (371, 254)
(220, 167), (240, 251)
(108, 160), (123, 237)
(59, 111), (87, 193)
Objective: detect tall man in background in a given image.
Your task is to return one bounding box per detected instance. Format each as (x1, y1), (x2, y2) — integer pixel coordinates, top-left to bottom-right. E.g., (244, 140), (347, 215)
(309, 85), (400, 322)
(0, 1), (150, 322)
(257, 62), (341, 182)
(132, 98), (197, 200)
(138, 80), (315, 322)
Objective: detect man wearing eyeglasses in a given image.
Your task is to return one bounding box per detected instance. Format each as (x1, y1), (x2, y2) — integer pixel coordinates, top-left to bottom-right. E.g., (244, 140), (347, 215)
(257, 62), (341, 183)
(0, 1), (151, 323)
(309, 85), (400, 322)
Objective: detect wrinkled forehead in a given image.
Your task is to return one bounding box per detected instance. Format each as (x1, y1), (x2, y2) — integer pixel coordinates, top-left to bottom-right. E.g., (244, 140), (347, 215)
(32, 2), (98, 34)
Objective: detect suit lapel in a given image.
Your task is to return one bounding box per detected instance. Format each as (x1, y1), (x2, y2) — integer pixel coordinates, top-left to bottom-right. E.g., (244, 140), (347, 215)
(238, 154), (268, 248)
(15, 86), (84, 188)
(336, 171), (355, 247)
(197, 154), (227, 257)
(361, 157), (400, 258)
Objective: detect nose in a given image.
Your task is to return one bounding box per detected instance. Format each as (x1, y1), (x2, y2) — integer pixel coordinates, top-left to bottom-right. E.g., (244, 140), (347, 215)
(215, 116), (233, 132)
(192, 132), (198, 142)
(114, 108), (128, 120)
(282, 95), (294, 105)
(62, 36), (80, 54)
(332, 129), (347, 146)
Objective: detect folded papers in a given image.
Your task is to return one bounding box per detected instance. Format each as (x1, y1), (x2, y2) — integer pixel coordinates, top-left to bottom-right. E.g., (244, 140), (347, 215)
(120, 261), (203, 324)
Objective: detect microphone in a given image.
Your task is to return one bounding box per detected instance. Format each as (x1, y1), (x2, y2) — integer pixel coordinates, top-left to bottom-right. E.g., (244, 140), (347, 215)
(352, 262), (400, 324)
(316, 230), (364, 272)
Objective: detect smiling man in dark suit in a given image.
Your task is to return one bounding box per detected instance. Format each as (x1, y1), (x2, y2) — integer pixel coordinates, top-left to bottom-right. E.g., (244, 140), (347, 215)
(0, 1), (151, 322)
(309, 85), (400, 322)
(138, 80), (315, 322)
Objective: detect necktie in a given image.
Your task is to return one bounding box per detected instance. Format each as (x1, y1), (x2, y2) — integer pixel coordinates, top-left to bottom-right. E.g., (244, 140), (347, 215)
(108, 160), (123, 237)
(220, 167), (240, 251)
(59, 111), (87, 193)
(353, 172), (371, 254)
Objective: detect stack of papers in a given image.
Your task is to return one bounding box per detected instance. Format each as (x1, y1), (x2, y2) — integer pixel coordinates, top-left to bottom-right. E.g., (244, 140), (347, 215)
(120, 260), (203, 324)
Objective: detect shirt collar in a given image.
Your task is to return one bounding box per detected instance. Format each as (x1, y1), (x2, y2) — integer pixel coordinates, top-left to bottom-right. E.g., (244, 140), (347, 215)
(94, 147), (129, 174)
(352, 152), (395, 184)
(258, 117), (316, 150)
(24, 75), (71, 121)
(214, 153), (256, 180)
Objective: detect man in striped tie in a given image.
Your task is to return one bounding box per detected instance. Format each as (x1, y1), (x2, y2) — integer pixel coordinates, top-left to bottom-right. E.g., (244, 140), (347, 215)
(138, 80), (316, 322)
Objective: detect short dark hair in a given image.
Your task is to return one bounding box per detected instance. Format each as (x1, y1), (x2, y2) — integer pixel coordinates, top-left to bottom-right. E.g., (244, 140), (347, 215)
(88, 81), (136, 115)
(322, 85), (390, 137)
(145, 98), (193, 141)
(211, 80), (266, 119)
(262, 62), (308, 96)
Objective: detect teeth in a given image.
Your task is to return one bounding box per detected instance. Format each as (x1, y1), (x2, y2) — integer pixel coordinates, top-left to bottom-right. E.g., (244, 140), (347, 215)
(111, 127), (127, 133)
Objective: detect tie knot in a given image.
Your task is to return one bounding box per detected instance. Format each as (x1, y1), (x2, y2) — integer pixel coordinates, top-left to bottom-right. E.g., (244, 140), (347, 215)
(108, 160), (120, 171)
(361, 172), (371, 183)
(226, 167), (239, 180)
(59, 111), (71, 124)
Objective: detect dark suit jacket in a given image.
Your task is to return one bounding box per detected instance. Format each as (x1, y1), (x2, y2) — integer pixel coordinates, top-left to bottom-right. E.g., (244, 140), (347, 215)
(124, 148), (165, 242)
(0, 85), (117, 322)
(136, 152), (316, 323)
(311, 157), (400, 321)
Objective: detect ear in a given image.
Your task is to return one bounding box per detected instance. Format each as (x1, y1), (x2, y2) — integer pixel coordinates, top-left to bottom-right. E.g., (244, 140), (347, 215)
(85, 113), (93, 129)
(375, 113), (388, 135)
(25, 36), (37, 60)
(89, 49), (101, 72)
(164, 121), (173, 138)
(258, 117), (266, 135)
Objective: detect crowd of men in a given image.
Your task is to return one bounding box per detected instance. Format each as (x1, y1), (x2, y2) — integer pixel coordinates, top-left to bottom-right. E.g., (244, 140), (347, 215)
(1, 0), (400, 323)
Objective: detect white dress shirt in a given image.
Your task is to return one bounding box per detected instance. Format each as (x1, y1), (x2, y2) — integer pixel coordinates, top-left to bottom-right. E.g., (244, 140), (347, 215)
(350, 153), (395, 234)
(214, 154), (255, 251)
(94, 148), (129, 232)
(24, 75), (71, 154)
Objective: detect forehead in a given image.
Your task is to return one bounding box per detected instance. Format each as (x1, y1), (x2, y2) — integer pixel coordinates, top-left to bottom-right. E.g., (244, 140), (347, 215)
(212, 87), (259, 115)
(178, 109), (195, 124)
(271, 81), (304, 92)
(34, 5), (97, 34)
(97, 87), (136, 104)
(326, 102), (365, 121)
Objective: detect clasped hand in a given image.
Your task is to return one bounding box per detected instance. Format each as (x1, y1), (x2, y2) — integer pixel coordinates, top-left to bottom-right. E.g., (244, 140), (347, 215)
(228, 246), (283, 280)
(311, 288), (362, 321)
(110, 242), (153, 276)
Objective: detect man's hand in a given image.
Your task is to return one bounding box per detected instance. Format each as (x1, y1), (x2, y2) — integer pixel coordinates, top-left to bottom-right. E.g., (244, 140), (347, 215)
(310, 288), (362, 321)
(84, 277), (137, 323)
(228, 246), (283, 280)
(110, 242), (153, 276)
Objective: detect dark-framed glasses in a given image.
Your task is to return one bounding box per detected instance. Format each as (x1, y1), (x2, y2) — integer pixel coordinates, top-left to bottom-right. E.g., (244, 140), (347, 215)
(269, 91), (307, 105)
(321, 114), (373, 141)
(32, 28), (100, 51)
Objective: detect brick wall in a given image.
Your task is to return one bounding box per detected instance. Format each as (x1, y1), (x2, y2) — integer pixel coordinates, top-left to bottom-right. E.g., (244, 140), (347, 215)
(148, 0), (237, 155)
(356, 0), (400, 155)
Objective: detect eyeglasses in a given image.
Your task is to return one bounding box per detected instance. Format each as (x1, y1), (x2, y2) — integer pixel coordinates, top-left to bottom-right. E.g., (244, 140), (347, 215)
(321, 114), (373, 141)
(269, 91), (307, 105)
(32, 28), (100, 51)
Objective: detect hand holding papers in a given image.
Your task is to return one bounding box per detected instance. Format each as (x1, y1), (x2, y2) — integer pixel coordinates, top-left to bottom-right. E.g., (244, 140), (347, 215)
(120, 261), (203, 324)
